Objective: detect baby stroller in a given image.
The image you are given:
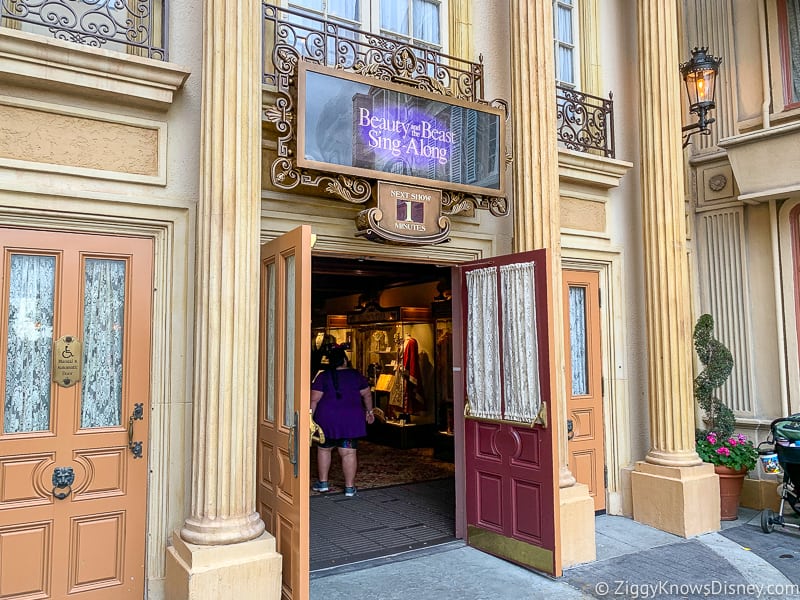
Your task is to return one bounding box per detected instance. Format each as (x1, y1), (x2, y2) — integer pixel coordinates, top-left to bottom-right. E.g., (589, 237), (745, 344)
(760, 415), (800, 533)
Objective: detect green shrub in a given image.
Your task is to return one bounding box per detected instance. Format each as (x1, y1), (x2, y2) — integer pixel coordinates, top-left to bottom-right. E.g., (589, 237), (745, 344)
(693, 313), (735, 440)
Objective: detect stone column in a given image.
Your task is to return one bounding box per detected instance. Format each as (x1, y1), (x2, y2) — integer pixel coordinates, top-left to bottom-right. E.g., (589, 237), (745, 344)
(165, 0), (282, 596)
(509, 0), (595, 567)
(630, 0), (719, 537)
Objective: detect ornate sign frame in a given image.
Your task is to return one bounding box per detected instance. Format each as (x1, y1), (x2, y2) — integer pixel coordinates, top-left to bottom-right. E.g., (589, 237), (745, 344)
(262, 3), (509, 219)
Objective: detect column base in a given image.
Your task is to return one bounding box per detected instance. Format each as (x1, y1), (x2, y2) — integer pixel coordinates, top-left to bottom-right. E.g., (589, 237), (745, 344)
(631, 461), (720, 537)
(559, 482), (596, 568)
(165, 531), (282, 600)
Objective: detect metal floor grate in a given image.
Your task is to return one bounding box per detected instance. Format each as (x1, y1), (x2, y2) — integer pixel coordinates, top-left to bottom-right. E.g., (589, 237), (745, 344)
(310, 478), (456, 572)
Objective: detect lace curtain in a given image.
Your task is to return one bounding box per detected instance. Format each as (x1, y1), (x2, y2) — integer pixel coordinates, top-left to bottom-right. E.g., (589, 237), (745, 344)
(81, 258), (126, 428)
(4, 255), (55, 433)
(569, 286), (588, 396)
(500, 263), (541, 422)
(465, 267), (501, 420)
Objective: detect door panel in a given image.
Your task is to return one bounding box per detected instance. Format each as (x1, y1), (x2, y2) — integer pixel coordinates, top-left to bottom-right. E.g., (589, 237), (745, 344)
(563, 270), (605, 511)
(0, 227), (152, 599)
(457, 249), (559, 577)
(257, 226), (311, 600)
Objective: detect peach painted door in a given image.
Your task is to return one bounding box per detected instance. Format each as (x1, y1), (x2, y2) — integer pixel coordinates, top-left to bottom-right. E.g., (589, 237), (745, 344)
(256, 226), (311, 600)
(563, 269), (605, 512)
(0, 228), (152, 599)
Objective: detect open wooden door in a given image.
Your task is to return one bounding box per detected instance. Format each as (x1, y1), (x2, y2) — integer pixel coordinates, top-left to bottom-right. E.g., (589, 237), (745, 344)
(454, 249), (561, 577)
(563, 269), (605, 512)
(256, 226), (312, 600)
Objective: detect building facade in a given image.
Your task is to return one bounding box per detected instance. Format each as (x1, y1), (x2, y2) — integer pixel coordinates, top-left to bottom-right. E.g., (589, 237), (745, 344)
(0, 0), (796, 598)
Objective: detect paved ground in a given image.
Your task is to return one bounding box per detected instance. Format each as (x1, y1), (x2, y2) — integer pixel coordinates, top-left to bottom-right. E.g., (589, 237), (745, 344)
(311, 507), (800, 599)
(310, 478), (454, 571)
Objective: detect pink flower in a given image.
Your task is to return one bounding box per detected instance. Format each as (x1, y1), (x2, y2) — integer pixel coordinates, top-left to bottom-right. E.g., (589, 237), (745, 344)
(728, 437), (738, 446)
(716, 447), (731, 456)
(707, 433), (718, 444)
(738, 434), (747, 443)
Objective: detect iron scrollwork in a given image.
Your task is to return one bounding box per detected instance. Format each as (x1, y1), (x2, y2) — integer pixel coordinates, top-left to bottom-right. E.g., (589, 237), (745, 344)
(556, 86), (615, 159)
(0, 0), (167, 60)
(262, 3), (509, 217)
(52, 466), (75, 500)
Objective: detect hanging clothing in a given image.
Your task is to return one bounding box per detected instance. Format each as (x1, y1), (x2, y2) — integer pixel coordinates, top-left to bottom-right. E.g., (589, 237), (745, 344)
(402, 336), (423, 413)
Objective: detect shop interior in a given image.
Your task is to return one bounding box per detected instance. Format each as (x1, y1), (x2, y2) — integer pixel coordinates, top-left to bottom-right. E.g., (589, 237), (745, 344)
(309, 255), (457, 571)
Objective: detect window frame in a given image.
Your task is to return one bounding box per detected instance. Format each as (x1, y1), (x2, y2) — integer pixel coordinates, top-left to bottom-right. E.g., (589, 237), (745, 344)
(553, 0), (580, 90)
(286, 0), (448, 53)
(778, 0), (800, 110)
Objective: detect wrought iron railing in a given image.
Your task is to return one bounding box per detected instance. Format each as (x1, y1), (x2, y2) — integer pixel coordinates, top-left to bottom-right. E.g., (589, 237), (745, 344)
(0, 0), (168, 60)
(556, 86), (615, 159)
(262, 3), (484, 103)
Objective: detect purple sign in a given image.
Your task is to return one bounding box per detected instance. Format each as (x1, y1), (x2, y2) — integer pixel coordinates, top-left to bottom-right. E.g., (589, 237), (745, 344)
(299, 64), (504, 195)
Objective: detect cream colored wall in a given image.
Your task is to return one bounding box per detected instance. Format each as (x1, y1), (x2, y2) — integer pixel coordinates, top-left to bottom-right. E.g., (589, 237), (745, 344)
(0, 3), (202, 597)
(588, 0), (649, 512)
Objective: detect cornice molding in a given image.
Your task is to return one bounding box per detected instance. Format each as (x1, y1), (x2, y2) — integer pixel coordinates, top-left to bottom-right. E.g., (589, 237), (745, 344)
(0, 29), (190, 109)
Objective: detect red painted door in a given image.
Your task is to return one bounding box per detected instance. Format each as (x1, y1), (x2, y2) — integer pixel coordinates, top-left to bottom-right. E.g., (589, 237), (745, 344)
(455, 249), (560, 576)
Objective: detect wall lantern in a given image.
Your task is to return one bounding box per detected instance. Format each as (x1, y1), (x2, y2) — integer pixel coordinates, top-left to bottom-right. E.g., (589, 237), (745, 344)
(680, 47), (722, 147)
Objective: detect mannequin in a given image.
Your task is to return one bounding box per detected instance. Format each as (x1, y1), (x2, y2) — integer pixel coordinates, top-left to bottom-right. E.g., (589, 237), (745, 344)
(402, 333), (422, 417)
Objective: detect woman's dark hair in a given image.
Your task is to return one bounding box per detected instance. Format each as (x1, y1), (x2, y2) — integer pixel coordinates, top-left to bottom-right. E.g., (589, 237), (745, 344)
(322, 343), (351, 398)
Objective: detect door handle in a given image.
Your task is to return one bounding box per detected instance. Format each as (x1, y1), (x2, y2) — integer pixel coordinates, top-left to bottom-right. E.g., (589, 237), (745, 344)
(128, 403), (144, 458)
(288, 411), (299, 478)
(52, 466), (75, 500)
(567, 419), (575, 440)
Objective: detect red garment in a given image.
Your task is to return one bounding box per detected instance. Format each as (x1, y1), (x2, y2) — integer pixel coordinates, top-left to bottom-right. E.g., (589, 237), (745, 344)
(402, 336), (423, 413)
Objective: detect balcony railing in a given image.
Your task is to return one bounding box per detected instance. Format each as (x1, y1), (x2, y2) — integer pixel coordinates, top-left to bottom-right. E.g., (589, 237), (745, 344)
(0, 0), (168, 60)
(262, 3), (484, 103)
(556, 86), (615, 159)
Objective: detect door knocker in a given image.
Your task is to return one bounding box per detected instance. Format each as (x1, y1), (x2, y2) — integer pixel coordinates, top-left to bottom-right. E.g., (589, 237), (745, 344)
(52, 466), (75, 500)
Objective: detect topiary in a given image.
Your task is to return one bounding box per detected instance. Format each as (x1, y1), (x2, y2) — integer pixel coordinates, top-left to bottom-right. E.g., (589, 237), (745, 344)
(693, 313), (735, 440)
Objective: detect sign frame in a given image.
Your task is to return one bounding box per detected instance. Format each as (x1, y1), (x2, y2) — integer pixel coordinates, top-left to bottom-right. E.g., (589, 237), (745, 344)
(296, 61), (507, 198)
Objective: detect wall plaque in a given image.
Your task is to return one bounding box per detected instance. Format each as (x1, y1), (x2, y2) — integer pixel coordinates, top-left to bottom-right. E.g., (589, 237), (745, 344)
(53, 335), (82, 387)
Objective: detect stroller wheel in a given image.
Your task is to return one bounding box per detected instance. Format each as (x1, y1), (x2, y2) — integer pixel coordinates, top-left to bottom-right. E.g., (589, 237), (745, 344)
(761, 509), (775, 533)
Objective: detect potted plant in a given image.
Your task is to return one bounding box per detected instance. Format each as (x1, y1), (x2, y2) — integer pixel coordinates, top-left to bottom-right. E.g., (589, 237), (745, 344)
(696, 431), (759, 520)
(693, 313), (757, 520)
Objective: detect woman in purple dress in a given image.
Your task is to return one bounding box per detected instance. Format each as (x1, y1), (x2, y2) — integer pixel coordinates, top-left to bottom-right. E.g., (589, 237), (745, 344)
(311, 344), (374, 497)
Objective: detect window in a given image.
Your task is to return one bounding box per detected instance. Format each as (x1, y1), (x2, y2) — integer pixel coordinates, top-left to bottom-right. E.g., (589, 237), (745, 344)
(779, 0), (800, 107)
(380, 0), (442, 48)
(554, 0), (579, 89)
(289, 0), (445, 51)
(288, 0), (361, 28)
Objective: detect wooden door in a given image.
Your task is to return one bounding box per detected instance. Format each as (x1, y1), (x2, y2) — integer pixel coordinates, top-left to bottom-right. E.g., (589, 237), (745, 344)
(256, 226), (311, 600)
(0, 228), (152, 599)
(455, 249), (560, 577)
(563, 270), (605, 512)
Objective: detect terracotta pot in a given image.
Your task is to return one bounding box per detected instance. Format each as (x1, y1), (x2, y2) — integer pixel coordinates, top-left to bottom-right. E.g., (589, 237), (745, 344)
(715, 465), (747, 521)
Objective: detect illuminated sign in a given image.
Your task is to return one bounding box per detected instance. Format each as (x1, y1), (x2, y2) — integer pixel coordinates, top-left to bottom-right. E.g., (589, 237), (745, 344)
(298, 62), (505, 197)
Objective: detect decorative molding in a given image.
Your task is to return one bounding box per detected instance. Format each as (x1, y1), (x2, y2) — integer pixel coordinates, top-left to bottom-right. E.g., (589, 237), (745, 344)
(0, 94), (167, 185)
(696, 207), (754, 415)
(0, 28), (189, 108)
(558, 148), (632, 192)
